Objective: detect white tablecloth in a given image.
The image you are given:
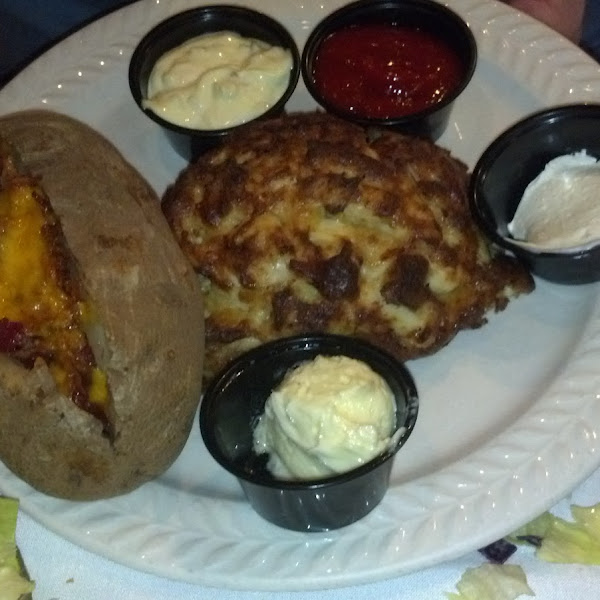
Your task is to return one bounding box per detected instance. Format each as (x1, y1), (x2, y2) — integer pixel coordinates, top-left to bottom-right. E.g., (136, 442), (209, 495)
(16, 467), (600, 599)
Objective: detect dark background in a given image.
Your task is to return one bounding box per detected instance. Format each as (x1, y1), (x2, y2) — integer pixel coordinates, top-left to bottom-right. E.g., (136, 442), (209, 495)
(0, 0), (136, 86)
(0, 0), (598, 87)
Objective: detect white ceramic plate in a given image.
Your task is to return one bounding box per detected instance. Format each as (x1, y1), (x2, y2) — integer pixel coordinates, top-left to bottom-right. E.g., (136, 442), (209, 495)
(1, 0), (600, 591)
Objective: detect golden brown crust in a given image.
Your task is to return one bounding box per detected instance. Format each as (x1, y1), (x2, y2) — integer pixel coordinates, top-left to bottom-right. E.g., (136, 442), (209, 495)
(163, 111), (534, 384)
(0, 110), (205, 500)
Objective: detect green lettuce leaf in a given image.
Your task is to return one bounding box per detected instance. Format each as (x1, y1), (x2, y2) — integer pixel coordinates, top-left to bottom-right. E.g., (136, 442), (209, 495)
(0, 497), (34, 600)
(0, 568), (34, 600)
(446, 563), (534, 600)
(508, 511), (556, 544)
(509, 502), (600, 564)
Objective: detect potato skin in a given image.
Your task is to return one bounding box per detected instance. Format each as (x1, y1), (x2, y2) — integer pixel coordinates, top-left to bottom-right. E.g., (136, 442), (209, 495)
(0, 110), (205, 500)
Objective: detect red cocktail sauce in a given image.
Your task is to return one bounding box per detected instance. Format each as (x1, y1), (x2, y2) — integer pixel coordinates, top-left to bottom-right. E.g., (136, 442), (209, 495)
(311, 23), (465, 119)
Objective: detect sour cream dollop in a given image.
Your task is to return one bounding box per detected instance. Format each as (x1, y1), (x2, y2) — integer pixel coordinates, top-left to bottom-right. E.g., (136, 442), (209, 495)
(508, 151), (600, 250)
(143, 31), (293, 130)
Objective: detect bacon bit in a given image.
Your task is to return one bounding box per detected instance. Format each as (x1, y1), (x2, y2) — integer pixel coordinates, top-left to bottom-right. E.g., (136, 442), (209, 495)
(290, 241), (361, 300)
(381, 252), (431, 310)
(0, 318), (26, 353)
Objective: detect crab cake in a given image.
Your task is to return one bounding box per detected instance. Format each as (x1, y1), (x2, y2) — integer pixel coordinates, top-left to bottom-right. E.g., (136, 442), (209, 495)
(163, 112), (534, 384)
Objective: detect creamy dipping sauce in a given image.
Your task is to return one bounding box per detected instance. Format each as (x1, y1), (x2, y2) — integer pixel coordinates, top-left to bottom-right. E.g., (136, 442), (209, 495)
(252, 355), (398, 481)
(508, 151), (600, 250)
(143, 31), (293, 130)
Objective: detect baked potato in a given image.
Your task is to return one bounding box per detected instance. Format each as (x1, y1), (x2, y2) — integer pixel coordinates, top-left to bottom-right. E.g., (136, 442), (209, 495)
(0, 110), (205, 500)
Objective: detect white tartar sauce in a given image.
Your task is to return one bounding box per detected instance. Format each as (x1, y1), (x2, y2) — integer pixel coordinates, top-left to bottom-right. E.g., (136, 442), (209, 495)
(508, 150), (600, 250)
(143, 31), (293, 130)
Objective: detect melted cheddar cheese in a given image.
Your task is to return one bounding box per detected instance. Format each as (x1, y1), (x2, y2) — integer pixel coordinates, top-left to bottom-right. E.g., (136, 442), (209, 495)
(0, 170), (111, 431)
(0, 183), (70, 323)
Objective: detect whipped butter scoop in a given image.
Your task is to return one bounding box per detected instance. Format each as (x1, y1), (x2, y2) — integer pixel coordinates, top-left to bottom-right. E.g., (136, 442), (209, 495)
(143, 30), (293, 130)
(508, 150), (600, 250)
(252, 354), (399, 480)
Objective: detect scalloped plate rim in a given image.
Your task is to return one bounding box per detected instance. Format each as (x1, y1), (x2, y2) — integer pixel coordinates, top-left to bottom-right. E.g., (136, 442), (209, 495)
(1, 0), (600, 591)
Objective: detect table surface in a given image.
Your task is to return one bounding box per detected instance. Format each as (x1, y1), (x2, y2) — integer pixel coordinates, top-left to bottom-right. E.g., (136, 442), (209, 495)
(4, 2), (600, 598)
